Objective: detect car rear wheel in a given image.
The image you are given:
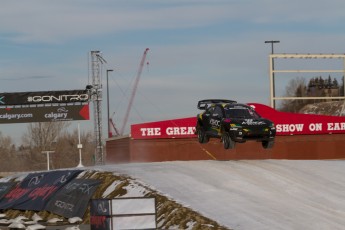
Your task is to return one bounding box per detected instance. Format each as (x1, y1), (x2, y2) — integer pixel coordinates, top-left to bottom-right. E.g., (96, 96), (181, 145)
(197, 128), (209, 143)
(222, 133), (235, 149)
(262, 140), (274, 149)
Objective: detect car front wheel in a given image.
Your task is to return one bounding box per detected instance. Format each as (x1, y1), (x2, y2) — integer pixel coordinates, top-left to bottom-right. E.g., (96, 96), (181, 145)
(222, 133), (235, 149)
(197, 128), (209, 143)
(262, 140), (274, 149)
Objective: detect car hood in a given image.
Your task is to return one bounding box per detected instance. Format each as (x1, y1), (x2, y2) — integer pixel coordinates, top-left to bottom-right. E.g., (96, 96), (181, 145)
(230, 118), (273, 127)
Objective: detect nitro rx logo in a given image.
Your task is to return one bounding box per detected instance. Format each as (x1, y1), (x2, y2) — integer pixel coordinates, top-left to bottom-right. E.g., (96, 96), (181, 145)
(27, 94), (89, 103)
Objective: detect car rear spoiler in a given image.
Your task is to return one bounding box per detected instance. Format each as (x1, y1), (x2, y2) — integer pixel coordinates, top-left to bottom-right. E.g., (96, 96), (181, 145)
(197, 99), (237, 110)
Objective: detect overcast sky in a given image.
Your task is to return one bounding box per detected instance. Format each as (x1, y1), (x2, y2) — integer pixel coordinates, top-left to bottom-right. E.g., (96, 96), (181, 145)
(1, 0), (345, 143)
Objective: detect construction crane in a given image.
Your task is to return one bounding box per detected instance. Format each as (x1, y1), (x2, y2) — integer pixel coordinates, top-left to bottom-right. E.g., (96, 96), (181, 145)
(119, 48), (150, 135)
(109, 112), (120, 137)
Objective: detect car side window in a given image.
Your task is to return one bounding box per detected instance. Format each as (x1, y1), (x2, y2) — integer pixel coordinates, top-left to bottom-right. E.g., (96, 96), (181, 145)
(204, 106), (215, 116)
(249, 109), (261, 118)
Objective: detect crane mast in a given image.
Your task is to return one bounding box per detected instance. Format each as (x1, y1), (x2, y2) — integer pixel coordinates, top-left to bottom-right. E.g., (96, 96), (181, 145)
(120, 48), (149, 135)
(90, 51), (106, 165)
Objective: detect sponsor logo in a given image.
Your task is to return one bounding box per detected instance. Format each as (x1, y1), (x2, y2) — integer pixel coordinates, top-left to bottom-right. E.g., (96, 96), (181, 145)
(28, 175), (45, 187)
(242, 119), (265, 125)
(57, 107), (68, 113)
(27, 94), (89, 103)
(98, 202), (108, 214)
(45, 107), (68, 120)
(53, 172), (72, 185)
(54, 200), (74, 211)
(65, 182), (94, 194)
(29, 185), (58, 201)
(0, 113), (33, 120)
(0, 96), (4, 105)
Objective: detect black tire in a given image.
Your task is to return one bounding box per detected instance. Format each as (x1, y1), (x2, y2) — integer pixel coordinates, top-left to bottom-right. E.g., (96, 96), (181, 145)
(262, 140), (274, 149)
(197, 128), (209, 143)
(222, 133), (235, 149)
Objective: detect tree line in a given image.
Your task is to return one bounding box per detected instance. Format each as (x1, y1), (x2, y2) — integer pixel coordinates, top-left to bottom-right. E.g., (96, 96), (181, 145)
(0, 122), (95, 172)
(279, 75), (344, 112)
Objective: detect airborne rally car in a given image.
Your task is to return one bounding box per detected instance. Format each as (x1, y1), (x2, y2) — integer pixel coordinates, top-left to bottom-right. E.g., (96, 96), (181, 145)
(195, 99), (276, 149)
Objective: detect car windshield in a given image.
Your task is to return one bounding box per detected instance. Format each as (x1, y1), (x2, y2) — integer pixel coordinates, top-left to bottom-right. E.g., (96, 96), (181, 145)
(225, 108), (260, 119)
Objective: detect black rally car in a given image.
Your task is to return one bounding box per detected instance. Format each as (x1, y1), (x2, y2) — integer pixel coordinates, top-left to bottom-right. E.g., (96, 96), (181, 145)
(195, 99), (276, 149)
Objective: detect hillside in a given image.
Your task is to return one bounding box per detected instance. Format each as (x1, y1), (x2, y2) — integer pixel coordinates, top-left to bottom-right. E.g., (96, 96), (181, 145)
(299, 101), (345, 115)
(0, 169), (229, 230)
(2, 160), (345, 229)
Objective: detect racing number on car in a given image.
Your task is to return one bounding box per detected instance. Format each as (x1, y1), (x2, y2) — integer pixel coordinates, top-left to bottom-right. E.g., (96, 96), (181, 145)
(210, 118), (220, 127)
(209, 106), (223, 129)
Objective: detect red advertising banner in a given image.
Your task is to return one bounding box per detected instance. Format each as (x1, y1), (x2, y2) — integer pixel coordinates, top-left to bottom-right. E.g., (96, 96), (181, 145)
(131, 117), (196, 139)
(248, 103), (345, 135)
(130, 103), (345, 139)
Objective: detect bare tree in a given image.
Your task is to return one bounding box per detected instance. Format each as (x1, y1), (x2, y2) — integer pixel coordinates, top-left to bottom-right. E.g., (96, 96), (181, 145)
(22, 122), (70, 149)
(279, 77), (308, 112)
(0, 122), (95, 172)
(52, 128), (95, 169)
(0, 132), (13, 157)
(21, 122), (70, 170)
(0, 132), (21, 171)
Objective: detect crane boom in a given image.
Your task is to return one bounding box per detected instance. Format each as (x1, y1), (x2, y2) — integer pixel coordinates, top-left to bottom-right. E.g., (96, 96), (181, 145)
(120, 48), (149, 135)
(109, 117), (120, 136)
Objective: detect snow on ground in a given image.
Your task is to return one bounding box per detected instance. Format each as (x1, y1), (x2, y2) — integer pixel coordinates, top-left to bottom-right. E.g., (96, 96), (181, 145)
(95, 160), (345, 230)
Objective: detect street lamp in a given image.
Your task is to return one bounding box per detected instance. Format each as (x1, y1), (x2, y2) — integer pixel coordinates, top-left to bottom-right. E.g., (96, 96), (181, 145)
(77, 123), (84, 168)
(265, 40), (280, 108)
(265, 40), (280, 54)
(106, 69), (114, 138)
(41, 150), (54, 171)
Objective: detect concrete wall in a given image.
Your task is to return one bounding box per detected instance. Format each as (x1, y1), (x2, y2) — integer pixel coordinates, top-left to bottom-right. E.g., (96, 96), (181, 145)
(106, 134), (345, 163)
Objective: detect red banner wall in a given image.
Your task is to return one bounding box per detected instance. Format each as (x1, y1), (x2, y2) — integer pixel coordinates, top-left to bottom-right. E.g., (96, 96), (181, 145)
(130, 103), (345, 139)
(248, 103), (345, 135)
(131, 117), (196, 139)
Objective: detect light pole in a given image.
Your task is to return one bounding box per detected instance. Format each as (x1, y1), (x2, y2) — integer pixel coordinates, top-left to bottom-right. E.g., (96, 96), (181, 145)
(77, 123), (84, 168)
(41, 150), (54, 171)
(265, 40), (280, 108)
(106, 69), (114, 138)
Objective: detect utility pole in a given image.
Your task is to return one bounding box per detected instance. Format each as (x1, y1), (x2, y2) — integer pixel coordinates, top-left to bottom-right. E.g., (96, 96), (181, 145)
(106, 69), (113, 138)
(265, 40), (280, 108)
